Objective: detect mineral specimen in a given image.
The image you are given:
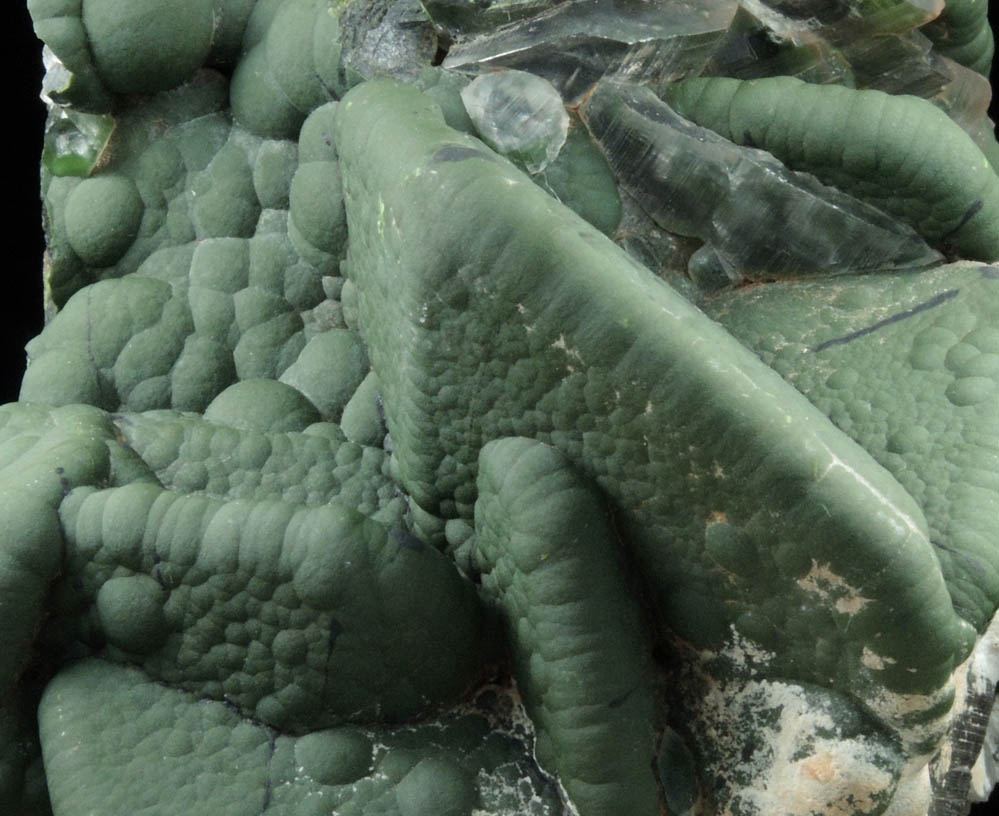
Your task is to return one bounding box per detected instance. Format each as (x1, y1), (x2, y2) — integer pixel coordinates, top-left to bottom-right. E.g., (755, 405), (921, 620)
(4, 1), (999, 815)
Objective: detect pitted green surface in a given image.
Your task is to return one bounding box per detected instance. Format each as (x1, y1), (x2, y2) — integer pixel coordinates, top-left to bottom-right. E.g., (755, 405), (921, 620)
(115, 409), (398, 515)
(334, 80), (963, 717)
(40, 660), (565, 816)
(700, 262), (999, 635)
(11, 2), (999, 814)
(473, 438), (660, 815)
(34, 67), (344, 311)
(21, 227), (344, 413)
(57, 482), (484, 731)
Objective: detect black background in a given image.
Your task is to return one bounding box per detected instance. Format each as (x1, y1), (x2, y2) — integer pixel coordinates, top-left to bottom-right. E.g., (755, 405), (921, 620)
(4, 6), (999, 813)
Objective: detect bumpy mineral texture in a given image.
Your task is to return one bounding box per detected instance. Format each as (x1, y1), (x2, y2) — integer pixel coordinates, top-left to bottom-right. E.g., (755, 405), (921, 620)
(4, 1), (999, 815)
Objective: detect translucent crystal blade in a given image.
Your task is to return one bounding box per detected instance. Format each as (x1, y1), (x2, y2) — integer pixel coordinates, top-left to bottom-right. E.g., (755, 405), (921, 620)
(460, 70), (569, 173)
(41, 105), (114, 178)
(443, 0), (738, 101)
(419, 0), (553, 36)
(929, 56), (994, 143)
(741, 0), (944, 44)
(704, 9), (855, 85)
(579, 81), (943, 283)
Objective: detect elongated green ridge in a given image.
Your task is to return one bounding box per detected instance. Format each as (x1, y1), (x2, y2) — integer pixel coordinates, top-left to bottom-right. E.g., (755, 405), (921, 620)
(39, 659), (561, 815)
(664, 75), (999, 261)
(333, 79), (964, 736)
(922, 0), (995, 75)
(700, 262), (999, 635)
(473, 437), (660, 815)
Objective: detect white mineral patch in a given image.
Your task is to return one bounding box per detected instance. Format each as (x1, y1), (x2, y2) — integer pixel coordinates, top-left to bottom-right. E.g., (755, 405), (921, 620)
(698, 625), (775, 674)
(796, 559), (872, 616)
(861, 678), (955, 752)
(694, 677), (898, 816)
(861, 646), (897, 671)
(880, 764), (931, 816)
(966, 612), (999, 801)
(970, 702), (999, 801)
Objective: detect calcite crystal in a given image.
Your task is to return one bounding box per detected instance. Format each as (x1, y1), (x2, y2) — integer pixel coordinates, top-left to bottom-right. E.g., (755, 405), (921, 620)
(4, 1), (999, 815)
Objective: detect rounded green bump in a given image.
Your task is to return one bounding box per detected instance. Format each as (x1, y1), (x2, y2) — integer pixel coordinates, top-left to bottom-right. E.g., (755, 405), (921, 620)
(203, 379), (321, 433)
(824, 367), (860, 391)
(298, 102), (340, 163)
(377, 748), (420, 781)
(271, 629), (308, 665)
(230, 44), (305, 139)
(289, 161), (347, 255)
(279, 329), (368, 420)
(294, 729), (373, 786)
(339, 371), (384, 446)
(64, 175), (144, 267)
(82, 0), (214, 94)
(19, 347), (105, 408)
(95, 575), (169, 654)
(264, 0), (330, 113)
(945, 376), (996, 406)
(885, 426), (930, 455)
(253, 140), (299, 210)
(395, 757), (476, 816)
(657, 728), (699, 816)
(945, 342), (980, 373)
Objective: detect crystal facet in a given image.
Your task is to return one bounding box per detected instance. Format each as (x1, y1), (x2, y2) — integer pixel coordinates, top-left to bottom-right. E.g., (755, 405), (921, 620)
(580, 81), (944, 283)
(443, 0), (739, 101)
(461, 69), (569, 173)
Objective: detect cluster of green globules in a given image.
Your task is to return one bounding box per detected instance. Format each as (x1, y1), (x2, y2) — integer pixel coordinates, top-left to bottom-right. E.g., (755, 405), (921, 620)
(5, 1), (999, 815)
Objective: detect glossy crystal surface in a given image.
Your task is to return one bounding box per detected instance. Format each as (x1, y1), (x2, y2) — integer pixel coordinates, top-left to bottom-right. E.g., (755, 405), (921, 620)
(443, 0), (739, 100)
(460, 69), (569, 172)
(580, 81), (944, 282)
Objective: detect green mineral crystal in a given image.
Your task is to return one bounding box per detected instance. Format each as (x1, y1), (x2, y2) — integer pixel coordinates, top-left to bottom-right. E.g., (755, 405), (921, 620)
(5, 1), (999, 815)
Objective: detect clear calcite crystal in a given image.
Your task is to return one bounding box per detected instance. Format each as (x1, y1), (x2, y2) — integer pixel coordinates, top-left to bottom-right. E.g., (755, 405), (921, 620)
(460, 69), (569, 173)
(580, 80), (943, 283)
(442, 0), (739, 100)
(419, 0), (553, 35)
(741, 0), (944, 43)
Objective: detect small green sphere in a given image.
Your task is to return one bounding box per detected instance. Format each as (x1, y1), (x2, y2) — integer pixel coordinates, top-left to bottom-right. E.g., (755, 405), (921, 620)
(82, 0), (214, 94)
(64, 175), (144, 268)
(293, 729), (373, 786)
(395, 758), (476, 816)
(204, 379), (321, 433)
(95, 575), (169, 654)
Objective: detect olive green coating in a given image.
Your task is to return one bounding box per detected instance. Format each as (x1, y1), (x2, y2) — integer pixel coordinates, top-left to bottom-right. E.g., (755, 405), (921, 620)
(203, 378), (321, 432)
(58, 482), (484, 731)
(0, 398), (496, 808)
(334, 81), (963, 735)
(63, 175), (145, 268)
(40, 660), (562, 815)
(231, 0), (344, 138)
(81, 0), (215, 94)
(473, 437), (660, 815)
(95, 575), (170, 653)
(664, 76), (999, 261)
(700, 262), (999, 635)
(535, 118), (622, 237)
(12, 1), (999, 813)
(111, 408), (400, 518)
(921, 0), (995, 76)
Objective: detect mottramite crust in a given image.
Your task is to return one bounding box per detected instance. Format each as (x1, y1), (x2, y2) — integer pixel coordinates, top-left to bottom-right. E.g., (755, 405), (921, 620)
(5, 1), (999, 815)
